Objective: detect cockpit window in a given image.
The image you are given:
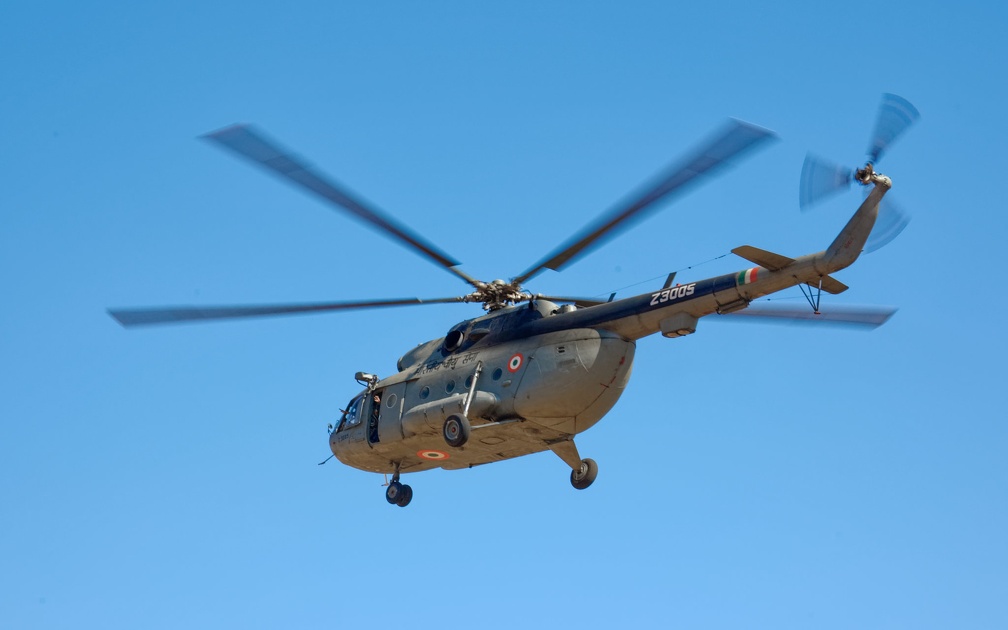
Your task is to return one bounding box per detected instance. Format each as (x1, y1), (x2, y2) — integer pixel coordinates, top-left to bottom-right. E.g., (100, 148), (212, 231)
(337, 395), (364, 432)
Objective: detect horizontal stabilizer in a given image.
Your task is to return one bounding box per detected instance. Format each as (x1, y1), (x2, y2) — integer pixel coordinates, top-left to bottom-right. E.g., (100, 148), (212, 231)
(731, 245), (795, 271)
(811, 275), (849, 295)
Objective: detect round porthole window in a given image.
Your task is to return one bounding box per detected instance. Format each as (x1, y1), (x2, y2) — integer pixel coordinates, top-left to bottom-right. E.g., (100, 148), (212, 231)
(492, 368), (503, 381)
(464, 375), (473, 388)
(446, 380), (456, 394)
(419, 386), (430, 400)
(385, 393), (397, 408)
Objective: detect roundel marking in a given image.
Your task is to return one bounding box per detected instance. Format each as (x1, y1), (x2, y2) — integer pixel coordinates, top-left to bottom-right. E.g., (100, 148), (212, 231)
(418, 449), (449, 461)
(507, 353), (524, 373)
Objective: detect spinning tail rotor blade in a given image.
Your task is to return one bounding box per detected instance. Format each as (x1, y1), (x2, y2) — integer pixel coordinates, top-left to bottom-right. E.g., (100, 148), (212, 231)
(109, 297), (462, 327)
(799, 153), (853, 211)
(864, 195), (911, 253)
(867, 93), (920, 165)
(799, 94), (918, 247)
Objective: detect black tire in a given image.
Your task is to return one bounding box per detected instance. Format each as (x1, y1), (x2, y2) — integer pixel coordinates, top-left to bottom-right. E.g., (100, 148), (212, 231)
(443, 414), (471, 448)
(570, 458), (598, 490)
(396, 484), (413, 507)
(385, 480), (403, 504)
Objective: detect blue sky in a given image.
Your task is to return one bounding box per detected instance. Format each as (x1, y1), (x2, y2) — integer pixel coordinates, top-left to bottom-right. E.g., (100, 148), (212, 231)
(2, 2), (1006, 628)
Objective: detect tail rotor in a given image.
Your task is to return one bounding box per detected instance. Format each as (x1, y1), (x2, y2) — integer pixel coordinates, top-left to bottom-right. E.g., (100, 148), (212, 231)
(864, 190), (911, 253)
(799, 153), (854, 211)
(867, 93), (921, 165)
(798, 93), (920, 251)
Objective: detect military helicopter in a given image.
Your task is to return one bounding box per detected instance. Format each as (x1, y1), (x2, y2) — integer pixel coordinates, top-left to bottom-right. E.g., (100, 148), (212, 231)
(110, 95), (918, 507)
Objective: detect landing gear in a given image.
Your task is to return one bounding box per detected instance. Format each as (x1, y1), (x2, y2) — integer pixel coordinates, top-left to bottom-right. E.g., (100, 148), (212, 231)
(570, 458), (598, 490)
(385, 466), (413, 507)
(385, 481), (412, 507)
(442, 364), (482, 449)
(547, 439), (599, 491)
(443, 414), (471, 448)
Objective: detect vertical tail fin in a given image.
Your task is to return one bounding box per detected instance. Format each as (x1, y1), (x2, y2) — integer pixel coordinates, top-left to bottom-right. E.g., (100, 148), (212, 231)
(821, 175), (891, 272)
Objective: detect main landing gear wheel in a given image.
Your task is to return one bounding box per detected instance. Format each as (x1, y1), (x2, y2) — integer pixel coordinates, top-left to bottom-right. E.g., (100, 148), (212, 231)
(443, 414), (471, 448)
(396, 484), (413, 507)
(385, 480), (413, 507)
(570, 458), (598, 490)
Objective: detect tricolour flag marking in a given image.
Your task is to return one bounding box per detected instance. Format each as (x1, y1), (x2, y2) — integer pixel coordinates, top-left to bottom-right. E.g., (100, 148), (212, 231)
(737, 267), (758, 285)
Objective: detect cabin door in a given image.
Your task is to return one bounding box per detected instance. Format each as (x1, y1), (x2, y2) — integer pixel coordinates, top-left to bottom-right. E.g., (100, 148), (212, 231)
(374, 381), (409, 445)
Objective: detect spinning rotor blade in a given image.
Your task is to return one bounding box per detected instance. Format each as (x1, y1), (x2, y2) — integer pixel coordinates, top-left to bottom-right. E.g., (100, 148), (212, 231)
(799, 153), (853, 211)
(109, 297), (462, 328)
(534, 294), (610, 308)
(725, 304), (897, 328)
(864, 194), (911, 254)
(867, 93), (920, 165)
(203, 125), (480, 289)
(512, 119), (776, 286)
(800, 94), (920, 213)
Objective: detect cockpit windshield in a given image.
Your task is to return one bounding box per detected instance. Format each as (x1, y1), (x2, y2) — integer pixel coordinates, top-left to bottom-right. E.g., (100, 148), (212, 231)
(337, 394), (365, 432)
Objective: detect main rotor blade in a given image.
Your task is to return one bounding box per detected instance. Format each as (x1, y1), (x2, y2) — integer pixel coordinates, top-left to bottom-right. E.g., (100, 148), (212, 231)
(867, 93), (920, 164)
(724, 304), (897, 328)
(534, 294), (610, 308)
(512, 119), (776, 286)
(109, 297), (462, 328)
(799, 153), (853, 212)
(203, 125), (480, 289)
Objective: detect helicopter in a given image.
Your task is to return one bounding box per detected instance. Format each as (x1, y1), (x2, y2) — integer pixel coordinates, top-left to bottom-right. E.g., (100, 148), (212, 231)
(110, 95), (918, 507)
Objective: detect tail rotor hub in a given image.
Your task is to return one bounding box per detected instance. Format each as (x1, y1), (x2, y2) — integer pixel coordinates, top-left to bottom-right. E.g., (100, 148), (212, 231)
(854, 162), (875, 185)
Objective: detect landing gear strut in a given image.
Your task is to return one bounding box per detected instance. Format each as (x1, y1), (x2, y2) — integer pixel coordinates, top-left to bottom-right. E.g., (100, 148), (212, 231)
(547, 439), (599, 490)
(385, 465), (413, 508)
(442, 362), (481, 449)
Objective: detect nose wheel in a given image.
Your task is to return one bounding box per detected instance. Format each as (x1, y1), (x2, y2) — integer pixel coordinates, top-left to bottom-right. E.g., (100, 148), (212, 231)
(570, 458), (598, 490)
(385, 466), (413, 507)
(548, 440), (599, 491)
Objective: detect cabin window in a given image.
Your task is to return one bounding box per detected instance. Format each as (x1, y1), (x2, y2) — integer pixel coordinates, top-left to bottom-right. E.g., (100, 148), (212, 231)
(492, 368), (503, 381)
(419, 386), (430, 400)
(338, 395), (364, 432)
(446, 380), (456, 394)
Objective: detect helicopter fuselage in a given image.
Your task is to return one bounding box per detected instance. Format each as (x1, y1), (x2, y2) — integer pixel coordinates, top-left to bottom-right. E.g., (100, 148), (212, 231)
(330, 307), (636, 475)
(329, 175), (891, 478)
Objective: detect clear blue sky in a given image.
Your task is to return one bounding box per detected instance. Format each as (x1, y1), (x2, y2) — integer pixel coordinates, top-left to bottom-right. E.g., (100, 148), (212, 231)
(3, 2), (1006, 628)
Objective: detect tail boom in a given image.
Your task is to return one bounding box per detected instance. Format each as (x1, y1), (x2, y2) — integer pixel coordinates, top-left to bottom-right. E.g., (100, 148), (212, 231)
(533, 176), (895, 340)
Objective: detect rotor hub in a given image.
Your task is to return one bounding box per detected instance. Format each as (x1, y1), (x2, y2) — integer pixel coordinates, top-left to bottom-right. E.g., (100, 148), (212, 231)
(855, 162), (875, 184)
(464, 279), (531, 311)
